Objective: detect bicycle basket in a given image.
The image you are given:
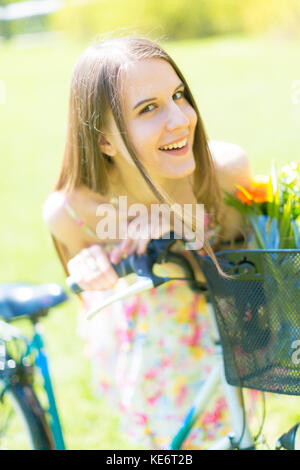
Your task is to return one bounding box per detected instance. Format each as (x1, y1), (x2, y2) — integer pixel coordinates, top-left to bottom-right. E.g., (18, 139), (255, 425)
(198, 249), (300, 395)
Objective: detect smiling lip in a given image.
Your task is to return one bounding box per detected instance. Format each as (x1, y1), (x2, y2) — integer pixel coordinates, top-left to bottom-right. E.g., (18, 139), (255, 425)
(159, 143), (189, 156)
(159, 135), (189, 148)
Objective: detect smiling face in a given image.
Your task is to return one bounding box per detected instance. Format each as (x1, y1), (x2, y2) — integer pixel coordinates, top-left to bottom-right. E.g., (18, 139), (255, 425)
(123, 58), (197, 179)
(103, 58), (198, 182)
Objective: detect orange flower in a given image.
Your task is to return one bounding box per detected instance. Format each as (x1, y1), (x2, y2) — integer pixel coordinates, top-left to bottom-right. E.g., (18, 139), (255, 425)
(236, 175), (269, 205)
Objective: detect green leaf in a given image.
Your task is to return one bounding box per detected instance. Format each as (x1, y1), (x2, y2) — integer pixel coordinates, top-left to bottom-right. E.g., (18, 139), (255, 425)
(279, 193), (295, 248)
(223, 190), (251, 215)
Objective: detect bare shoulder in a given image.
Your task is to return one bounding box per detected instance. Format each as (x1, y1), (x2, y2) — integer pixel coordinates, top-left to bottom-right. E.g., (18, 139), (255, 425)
(43, 190), (82, 255)
(208, 140), (251, 193)
(42, 188), (105, 255)
(43, 190), (67, 230)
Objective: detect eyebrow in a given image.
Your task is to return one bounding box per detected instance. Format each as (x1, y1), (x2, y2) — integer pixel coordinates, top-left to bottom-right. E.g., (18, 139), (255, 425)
(133, 82), (185, 110)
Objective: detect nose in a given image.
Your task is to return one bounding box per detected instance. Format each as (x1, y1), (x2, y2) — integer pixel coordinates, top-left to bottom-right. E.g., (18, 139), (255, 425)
(165, 101), (189, 132)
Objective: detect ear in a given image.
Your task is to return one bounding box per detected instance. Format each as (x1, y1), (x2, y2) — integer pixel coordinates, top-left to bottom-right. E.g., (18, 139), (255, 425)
(98, 132), (117, 157)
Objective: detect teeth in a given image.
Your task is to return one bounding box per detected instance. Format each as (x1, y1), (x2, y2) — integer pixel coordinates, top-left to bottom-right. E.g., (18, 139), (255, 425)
(160, 138), (187, 150)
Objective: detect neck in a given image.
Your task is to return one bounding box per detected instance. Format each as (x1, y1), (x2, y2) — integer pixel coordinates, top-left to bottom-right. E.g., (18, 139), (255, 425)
(110, 163), (195, 207)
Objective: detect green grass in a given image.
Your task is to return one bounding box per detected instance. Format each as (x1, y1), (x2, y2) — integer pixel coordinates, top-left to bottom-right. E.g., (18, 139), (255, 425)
(1, 33), (300, 449)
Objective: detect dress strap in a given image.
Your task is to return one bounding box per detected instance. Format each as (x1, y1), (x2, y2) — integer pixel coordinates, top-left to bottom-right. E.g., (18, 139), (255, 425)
(63, 197), (97, 239)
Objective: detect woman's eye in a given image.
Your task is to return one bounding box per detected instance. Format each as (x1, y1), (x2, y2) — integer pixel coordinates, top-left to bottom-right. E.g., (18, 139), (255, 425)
(140, 103), (156, 114)
(139, 91), (185, 115)
(173, 90), (185, 100)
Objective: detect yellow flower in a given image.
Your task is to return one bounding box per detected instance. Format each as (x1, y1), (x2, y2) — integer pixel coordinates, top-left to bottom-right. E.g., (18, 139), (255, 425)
(236, 174), (270, 205)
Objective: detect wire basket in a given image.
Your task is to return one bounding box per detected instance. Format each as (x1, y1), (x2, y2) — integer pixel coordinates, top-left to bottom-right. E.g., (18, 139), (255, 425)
(198, 249), (300, 396)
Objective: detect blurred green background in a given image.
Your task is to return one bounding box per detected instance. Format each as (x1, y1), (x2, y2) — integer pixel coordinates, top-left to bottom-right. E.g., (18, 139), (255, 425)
(1, 0), (300, 449)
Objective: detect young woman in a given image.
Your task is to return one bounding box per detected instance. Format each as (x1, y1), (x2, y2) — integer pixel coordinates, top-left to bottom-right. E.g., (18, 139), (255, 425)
(43, 35), (251, 449)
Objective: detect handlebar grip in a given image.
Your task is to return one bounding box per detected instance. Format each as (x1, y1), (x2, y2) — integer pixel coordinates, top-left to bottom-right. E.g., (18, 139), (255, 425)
(66, 278), (83, 294)
(66, 254), (137, 294)
(113, 254), (136, 277)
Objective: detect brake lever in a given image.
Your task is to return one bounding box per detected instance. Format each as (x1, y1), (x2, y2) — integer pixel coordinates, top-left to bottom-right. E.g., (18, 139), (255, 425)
(66, 233), (193, 320)
(66, 232), (179, 294)
(66, 252), (169, 293)
(67, 244), (176, 320)
(86, 275), (154, 320)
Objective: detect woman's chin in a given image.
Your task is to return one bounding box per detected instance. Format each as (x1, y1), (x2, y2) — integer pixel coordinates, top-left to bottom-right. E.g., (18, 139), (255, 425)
(161, 159), (196, 179)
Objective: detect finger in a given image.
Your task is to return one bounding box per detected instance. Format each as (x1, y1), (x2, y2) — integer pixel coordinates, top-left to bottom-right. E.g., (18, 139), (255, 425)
(77, 252), (99, 283)
(79, 250), (118, 289)
(88, 244), (119, 284)
(120, 238), (135, 254)
(123, 239), (139, 256)
(110, 245), (124, 264)
(110, 238), (135, 263)
(70, 246), (113, 286)
(67, 247), (119, 291)
(67, 253), (91, 283)
(136, 237), (150, 255)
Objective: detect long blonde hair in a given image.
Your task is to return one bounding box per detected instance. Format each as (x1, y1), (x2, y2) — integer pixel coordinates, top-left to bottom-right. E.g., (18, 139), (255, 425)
(53, 35), (222, 273)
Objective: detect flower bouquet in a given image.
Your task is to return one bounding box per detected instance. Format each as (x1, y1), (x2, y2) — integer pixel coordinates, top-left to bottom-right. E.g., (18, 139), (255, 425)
(224, 161), (300, 350)
(225, 161), (300, 250)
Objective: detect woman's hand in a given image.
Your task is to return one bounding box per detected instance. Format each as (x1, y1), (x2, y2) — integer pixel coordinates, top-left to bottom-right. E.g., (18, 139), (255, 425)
(67, 244), (119, 291)
(109, 210), (173, 264)
(67, 210), (174, 291)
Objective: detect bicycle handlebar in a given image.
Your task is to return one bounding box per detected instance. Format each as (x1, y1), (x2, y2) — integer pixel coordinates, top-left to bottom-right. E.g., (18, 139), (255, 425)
(66, 254), (135, 294)
(66, 233), (180, 294)
(66, 233), (207, 319)
(66, 251), (169, 294)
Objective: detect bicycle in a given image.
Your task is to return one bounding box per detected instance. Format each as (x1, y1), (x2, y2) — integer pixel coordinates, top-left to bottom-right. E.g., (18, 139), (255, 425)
(67, 233), (300, 450)
(0, 282), (68, 450)
(2, 236), (299, 450)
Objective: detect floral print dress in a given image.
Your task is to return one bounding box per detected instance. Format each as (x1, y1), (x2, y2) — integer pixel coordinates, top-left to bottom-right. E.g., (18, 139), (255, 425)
(65, 198), (253, 449)
(77, 257), (237, 450)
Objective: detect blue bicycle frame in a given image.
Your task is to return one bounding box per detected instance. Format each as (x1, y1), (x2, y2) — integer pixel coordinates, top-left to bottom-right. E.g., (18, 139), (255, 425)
(27, 321), (65, 450)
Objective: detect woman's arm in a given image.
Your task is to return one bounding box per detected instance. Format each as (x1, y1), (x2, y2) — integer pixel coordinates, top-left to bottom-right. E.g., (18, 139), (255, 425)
(43, 190), (120, 289)
(42, 191), (92, 259)
(209, 140), (252, 243)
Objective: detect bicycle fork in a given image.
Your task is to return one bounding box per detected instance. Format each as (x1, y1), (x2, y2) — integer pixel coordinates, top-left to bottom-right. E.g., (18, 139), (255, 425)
(30, 321), (66, 450)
